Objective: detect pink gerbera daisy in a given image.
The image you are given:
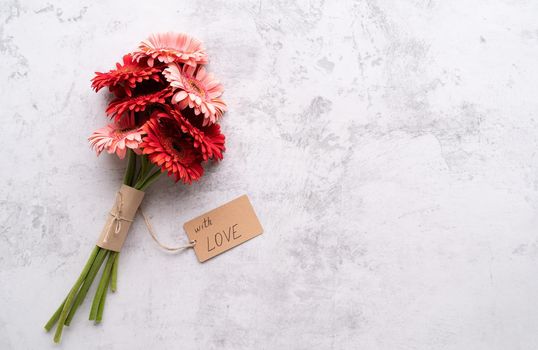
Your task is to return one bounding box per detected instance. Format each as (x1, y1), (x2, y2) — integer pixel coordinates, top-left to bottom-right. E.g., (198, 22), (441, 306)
(132, 32), (208, 67)
(163, 63), (227, 125)
(88, 114), (144, 159)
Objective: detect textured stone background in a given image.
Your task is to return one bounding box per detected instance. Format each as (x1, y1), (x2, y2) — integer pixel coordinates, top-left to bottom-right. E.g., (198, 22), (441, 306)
(2, 0), (538, 349)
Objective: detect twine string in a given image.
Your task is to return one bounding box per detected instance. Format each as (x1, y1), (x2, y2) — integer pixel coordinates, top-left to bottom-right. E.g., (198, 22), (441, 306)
(103, 191), (133, 243)
(139, 207), (196, 252)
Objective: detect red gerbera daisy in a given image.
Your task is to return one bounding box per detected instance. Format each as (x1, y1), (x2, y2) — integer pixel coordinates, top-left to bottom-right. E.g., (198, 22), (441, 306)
(106, 89), (172, 121)
(141, 116), (204, 184)
(167, 108), (225, 161)
(91, 54), (161, 97)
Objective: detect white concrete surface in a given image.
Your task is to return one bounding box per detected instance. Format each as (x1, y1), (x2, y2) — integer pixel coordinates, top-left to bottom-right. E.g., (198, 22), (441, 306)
(1, 0), (538, 349)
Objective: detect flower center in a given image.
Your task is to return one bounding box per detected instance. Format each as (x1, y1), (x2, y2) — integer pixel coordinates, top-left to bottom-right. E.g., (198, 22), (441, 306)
(160, 133), (186, 161)
(188, 78), (205, 97)
(172, 141), (184, 155)
(113, 128), (132, 139)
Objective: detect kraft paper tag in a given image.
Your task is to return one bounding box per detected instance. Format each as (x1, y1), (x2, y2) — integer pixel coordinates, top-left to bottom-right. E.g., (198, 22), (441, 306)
(96, 185), (145, 252)
(184, 195), (263, 262)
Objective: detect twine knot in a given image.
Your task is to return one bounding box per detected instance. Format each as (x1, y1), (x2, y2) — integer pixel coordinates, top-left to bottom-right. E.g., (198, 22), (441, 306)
(103, 192), (133, 243)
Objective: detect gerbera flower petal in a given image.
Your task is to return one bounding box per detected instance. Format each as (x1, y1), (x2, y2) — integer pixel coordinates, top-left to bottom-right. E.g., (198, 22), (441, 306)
(140, 116), (204, 184)
(106, 89), (172, 121)
(172, 90), (188, 103)
(132, 32), (208, 67)
(91, 54), (161, 97)
(166, 108), (226, 161)
(163, 63), (227, 125)
(88, 122), (144, 159)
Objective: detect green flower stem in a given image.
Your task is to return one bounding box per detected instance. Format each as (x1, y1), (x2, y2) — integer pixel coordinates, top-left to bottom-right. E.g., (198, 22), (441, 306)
(123, 150), (137, 186)
(46, 150), (141, 342)
(89, 251), (116, 320)
(64, 248), (109, 326)
(95, 266), (113, 323)
(138, 155), (149, 183)
(137, 170), (162, 191)
(52, 246), (100, 343)
(44, 297), (66, 332)
(132, 157), (142, 186)
(111, 252), (119, 292)
(134, 168), (150, 189)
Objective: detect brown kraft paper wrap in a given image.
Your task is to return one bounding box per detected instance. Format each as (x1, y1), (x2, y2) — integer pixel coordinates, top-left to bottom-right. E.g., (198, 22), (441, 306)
(96, 184), (145, 252)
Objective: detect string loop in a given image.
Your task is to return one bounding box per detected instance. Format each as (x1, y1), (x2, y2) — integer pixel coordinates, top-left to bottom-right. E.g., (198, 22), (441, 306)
(139, 207), (195, 252)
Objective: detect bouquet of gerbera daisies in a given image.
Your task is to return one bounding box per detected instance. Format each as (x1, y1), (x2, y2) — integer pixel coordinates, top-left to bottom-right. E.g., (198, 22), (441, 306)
(44, 33), (226, 343)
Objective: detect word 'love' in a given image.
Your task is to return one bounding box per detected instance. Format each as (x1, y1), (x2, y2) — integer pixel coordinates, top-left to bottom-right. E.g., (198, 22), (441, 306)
(207, 224), (241, 252)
